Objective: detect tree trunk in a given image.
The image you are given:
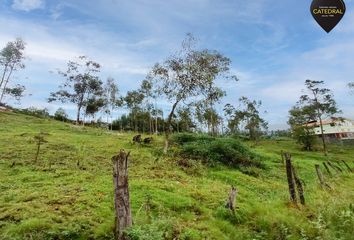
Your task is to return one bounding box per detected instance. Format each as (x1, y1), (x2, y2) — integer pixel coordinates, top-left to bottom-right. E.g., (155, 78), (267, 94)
(0, 65), (13, 104)
(76, 105), (81, 124)
(318, 116), (327, 156)
(0, 64), (8, 91)
(112, 150), (132, 240)
(163, 100), (180, 153)
(284, 153), (297, 204)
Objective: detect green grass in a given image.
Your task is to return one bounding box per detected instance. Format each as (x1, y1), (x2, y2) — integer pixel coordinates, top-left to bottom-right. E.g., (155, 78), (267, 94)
(0, 112), (353, 239)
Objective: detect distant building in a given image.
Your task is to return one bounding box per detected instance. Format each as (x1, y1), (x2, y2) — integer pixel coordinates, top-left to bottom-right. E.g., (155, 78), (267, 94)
(305, 118), (354, 142)
(0, 106), (12, 112)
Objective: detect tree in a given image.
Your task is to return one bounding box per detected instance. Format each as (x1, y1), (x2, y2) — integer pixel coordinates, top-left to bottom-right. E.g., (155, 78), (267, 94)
(54, 107), (69, 122)
(33, 132), (48, 163)
(224, 97), (268, 141)
(0, 38), (26, 104)
(288, 106), (317, 151)
(349, 82), (354, 95)
(124, 90), (144, 132)
(85, 97), (106, 121)
(147, 34), (235, 153)
(297, 79), (341, 155)
(140, 79), (154, 134)
(194, 87), (226, 135)
(195, 104), (222, 134)
(103, 77), (122, 130)
(48, 56), (103, 124)
(176, 107), (195, 132)
(4, 84), (25, 103)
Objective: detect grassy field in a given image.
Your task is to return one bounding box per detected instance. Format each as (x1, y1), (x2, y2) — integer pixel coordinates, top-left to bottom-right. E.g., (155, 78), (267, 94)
(0, 112), (353, 240)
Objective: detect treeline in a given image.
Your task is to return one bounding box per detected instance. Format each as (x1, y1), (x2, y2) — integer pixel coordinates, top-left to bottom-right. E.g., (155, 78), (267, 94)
(1, 35), (352, 153)
(0, 35), (270, 153)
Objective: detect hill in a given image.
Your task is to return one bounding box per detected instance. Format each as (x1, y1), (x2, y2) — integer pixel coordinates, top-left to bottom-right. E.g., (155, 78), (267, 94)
(0, 112), (353, 239)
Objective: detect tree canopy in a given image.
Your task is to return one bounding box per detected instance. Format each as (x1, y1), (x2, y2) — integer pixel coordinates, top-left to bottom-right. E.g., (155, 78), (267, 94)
(48, 56), (103, 123)
(147, 34), (236, 152)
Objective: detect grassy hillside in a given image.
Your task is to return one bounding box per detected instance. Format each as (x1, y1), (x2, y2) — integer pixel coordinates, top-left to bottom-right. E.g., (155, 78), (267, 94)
(0, 112), (353, 240)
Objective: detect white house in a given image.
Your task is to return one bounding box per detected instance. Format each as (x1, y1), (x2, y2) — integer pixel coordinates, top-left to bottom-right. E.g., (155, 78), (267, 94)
(305, 118), (354, 141)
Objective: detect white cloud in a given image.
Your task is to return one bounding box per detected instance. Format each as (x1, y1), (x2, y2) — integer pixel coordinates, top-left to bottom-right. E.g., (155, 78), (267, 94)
(12, 0), (44, 12)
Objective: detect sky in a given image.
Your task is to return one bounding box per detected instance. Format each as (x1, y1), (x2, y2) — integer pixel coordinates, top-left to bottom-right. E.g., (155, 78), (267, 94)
(0, 0), (353, 130)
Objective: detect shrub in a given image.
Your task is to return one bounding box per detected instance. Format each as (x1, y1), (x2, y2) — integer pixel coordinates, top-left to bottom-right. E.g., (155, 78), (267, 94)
(54, 108), (69, 122)
(19, 107), (50, 118)
(173, 133), (264, 168)
(172, 133), (214, 145)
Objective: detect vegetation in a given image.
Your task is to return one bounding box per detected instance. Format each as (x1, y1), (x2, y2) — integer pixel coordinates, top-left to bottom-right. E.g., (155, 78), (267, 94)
(288, 106), (317, 151)
(173, 133), (264, 168)
(0, 38), (26, 104)
(349, 82), (354, 94)
(54, 108), (69, 122)
(146, 34), (236, 153)
(224, 97), (268, 140)
(1, 33), (353, 240)
(48, 56), (103, 123)
(294, 80), (341, 155)
(1, 112), (353, 240)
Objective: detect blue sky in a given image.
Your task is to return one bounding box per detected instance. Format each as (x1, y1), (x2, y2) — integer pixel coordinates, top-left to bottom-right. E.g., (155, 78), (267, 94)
(1, 0), (353, 130)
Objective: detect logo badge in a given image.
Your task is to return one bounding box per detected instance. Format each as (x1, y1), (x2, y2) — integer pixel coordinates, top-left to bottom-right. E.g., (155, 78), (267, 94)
(310, 0), (346, 33)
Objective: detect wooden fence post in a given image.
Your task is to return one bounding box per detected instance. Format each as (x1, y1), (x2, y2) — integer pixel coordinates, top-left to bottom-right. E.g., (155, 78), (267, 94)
(315, 164), (331, 189)
(334, 162), (343, 172)
(225, 186), (238, 213)
(112, 150), (132, 240)
(322, 162), (332, 177)
(291, 165), (305, 205)
(341, 160), (352, 173)
(284, 153), (297, 204)
(281, 150), (284, 165)
(327, 161), (340, 174)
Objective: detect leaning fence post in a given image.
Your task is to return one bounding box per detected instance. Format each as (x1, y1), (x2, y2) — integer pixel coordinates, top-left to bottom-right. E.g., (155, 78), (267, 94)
(112, 150), (132, 240)
(281, 150), (284, 165)
(334, 162), (343, 172)
(291, 165), (305, 205)
(315, 164), (331, 189)
(322, 162), (332, 177)
(341, 160), (352, 173)
(284, 153), (297, 204)
(327, 161), (340, 174)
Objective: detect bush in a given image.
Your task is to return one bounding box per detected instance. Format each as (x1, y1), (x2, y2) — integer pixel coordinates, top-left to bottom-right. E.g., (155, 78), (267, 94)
(173, 133), (264, 168)
(54, 108), (69, 122)
(172, 133), (215, 145)
(18, 107), (50, 118)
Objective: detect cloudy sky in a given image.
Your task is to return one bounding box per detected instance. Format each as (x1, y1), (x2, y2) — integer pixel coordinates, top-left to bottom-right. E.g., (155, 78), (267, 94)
(0, 0), (353, 130)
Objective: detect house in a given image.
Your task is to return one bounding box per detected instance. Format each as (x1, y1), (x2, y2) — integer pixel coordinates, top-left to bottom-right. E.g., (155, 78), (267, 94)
(305, 118), (354, 141)
(0, 106), (12, 112)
